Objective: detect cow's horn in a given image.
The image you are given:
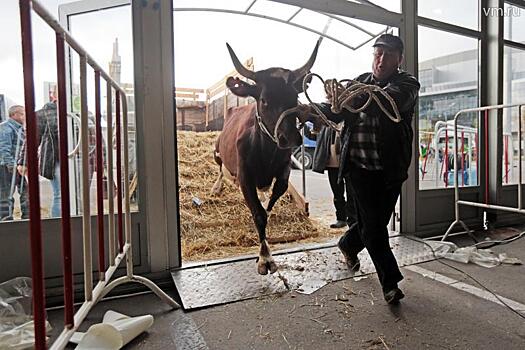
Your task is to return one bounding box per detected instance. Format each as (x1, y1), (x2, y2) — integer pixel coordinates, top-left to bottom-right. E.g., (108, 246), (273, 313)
(292, 38), (321, 82)
(226, 43), (256, 81)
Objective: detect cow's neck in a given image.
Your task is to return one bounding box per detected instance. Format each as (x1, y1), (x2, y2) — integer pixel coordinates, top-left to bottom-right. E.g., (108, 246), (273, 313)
(254, 124), (279, 152)
(252, 126), (290, 168)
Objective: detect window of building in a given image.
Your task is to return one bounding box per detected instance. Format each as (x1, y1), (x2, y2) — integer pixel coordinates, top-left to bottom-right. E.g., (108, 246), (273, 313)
(418, 0), (478, 30)
(504, 3), (525, 43)
(502, 46), (525, 185)
(418, 26), (479, 190)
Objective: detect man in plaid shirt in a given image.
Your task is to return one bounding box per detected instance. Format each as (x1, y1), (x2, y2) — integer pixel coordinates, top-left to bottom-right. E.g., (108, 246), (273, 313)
(318, 34), (420, 304)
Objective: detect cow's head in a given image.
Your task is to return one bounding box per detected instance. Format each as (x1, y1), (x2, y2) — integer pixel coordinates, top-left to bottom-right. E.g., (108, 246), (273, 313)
(225, 40), (320, 149)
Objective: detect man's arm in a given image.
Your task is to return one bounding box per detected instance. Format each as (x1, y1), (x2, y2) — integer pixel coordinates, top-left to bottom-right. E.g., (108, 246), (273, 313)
(314, 102), (356, 124)
(0, 126), (14, 167)
(349, 73), (421, 119)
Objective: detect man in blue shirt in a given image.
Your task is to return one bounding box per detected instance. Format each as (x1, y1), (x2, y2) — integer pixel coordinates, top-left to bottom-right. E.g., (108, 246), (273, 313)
(0, 105), (28, 221)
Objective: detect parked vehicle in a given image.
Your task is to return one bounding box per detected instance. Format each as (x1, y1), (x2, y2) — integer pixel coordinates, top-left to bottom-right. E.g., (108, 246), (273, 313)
(292, 123), (316, 170)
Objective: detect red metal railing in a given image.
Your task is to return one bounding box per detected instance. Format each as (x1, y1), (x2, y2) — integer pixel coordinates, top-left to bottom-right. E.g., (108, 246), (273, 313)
(19, 1), (46, 347)
(56, 31), (74, 328)
(115, 92), (124, 252)
(18, 1), (179, 349)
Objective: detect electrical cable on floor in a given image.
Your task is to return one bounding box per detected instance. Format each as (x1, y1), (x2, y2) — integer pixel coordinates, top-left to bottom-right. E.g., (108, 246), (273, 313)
(472, 230), (525, 249)
(405, 235), (525, 321)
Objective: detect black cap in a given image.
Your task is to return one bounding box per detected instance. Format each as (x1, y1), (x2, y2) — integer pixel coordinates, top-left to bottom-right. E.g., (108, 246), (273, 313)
(373, 34), (404, 54)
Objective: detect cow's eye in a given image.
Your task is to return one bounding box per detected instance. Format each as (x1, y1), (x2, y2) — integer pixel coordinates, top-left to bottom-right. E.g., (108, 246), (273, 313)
(260, 98), (268, 106)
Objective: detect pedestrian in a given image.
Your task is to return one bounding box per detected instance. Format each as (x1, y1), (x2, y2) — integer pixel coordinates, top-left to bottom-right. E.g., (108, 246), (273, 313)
(0, 105), (28, 221)
(308, 123), (356, 229)
(18, 99), (61, 218)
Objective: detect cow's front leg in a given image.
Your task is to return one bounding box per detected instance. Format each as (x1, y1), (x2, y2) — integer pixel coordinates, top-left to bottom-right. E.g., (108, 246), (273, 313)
(266, 176), (289, 213)
(239, 176), (278, 275)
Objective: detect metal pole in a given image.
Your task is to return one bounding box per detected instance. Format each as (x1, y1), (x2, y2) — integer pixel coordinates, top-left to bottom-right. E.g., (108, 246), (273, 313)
(80, 54), (93, 301)
(461, 131), (465, 186)
(106, 83), (116, 264)
(485, 110), (489, 204)
(504, 135), (509, 184)
(475, 131), (479, 186)
(19, 1), (46, 348)
(301, 127), (306, 197)
(444, 128), (449, 187)
(115, 92), (124, 252)
(519, 105), (523, 210)
(454, 115), (460, 222)
(122, 96), (133, 277)
(56, 31), (74, 328)
(95, 70), (105, 281)
(8, 130), (23, 218)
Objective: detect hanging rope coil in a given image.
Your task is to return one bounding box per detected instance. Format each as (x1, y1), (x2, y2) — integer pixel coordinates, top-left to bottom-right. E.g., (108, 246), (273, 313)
(273, 72), (402, 139)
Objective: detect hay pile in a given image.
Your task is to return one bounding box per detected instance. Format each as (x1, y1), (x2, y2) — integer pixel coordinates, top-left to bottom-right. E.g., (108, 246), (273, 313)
(177, 131), (335, 261)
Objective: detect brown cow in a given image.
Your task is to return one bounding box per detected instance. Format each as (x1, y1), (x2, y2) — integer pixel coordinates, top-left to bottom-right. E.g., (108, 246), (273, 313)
(211, 41), (320, 275)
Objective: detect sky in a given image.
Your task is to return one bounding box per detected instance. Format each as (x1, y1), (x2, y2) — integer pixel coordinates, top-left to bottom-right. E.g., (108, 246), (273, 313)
(0, 0), (521, 109)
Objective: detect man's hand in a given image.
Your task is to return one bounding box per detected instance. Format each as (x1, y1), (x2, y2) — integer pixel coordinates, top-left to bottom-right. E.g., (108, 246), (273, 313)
(17, 165), (27, 176)
(324, 79), (337, 101)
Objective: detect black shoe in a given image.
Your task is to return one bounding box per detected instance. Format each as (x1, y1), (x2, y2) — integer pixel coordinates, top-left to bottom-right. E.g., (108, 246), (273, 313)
(383, 287), (405, 304)
(337, 237), (360, 271)
(330, 220), (347, 229)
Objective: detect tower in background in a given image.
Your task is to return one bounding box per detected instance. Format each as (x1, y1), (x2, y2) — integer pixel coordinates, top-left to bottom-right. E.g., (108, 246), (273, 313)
(109, 38), (121, 84)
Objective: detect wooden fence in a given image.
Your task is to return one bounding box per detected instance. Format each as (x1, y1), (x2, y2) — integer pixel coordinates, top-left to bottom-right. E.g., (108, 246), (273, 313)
(174, 58), (254, 131)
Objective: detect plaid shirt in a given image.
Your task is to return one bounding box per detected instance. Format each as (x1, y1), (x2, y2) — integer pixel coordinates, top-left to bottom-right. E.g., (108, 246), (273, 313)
(348, 112), (383, 170)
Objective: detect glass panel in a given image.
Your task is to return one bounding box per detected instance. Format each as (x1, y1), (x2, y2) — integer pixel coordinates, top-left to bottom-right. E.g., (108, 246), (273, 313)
(418, 0), (478, 30)
(174, 0), (254, 11)
(174, 6), (398, 260)
(324, 15), (379, 48)
(0, 1), (135, 222)
(68, 5), (137, 214)
(504, 3), (525, 43)
(418, 26), (479, 190)
(0, 3), (60, 222)
(249, 1), (300, 21)
(292, 9), (335, 34)
(363, 0), (401, 13)
(502, 46), (525, 185)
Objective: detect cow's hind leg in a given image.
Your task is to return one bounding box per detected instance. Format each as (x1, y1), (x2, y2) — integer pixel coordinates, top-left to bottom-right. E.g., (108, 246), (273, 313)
(240, 177), (277, 275)
(211, 166), (224, 195)
(210, 150), (224, 195)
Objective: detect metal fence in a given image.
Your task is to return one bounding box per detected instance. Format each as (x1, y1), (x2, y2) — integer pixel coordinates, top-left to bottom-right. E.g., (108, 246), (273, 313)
(18, 1), (179, 348)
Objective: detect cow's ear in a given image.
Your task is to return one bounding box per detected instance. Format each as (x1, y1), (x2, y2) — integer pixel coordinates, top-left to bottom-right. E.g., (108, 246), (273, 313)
(226, 77), (258, 98)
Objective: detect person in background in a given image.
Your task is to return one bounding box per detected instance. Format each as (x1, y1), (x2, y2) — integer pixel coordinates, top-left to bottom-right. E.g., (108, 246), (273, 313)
(18, 97), (61, 218)
(0, 105), (28, 221)
(307, 123), (356, 229)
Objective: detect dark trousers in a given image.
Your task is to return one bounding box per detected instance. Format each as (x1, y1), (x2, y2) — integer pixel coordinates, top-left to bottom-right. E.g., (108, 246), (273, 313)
(339, 167), (403, 292)
(0, 165), (28, 221)
(327, 167), (356, 224)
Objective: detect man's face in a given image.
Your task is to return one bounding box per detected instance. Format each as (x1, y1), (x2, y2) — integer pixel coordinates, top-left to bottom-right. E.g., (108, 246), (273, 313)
(12, 108), (26, 124)
(372, 46), (403, 81)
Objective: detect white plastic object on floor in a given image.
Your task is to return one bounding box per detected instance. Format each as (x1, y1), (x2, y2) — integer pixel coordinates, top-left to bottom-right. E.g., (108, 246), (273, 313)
(426, 240), (523, 268)
(0, 277), (52, 349)
(70, 310), (154, 349)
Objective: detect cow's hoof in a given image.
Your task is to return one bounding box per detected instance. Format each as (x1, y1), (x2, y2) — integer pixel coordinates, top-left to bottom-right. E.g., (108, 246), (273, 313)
(257, 262), (269, 275)
(266, 260), (277, 274)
